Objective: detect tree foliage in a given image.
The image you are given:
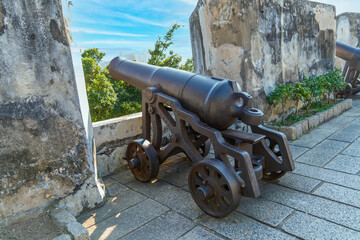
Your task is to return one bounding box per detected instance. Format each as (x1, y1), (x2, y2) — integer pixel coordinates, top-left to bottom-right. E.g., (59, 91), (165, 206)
(82, 24), (194, 122)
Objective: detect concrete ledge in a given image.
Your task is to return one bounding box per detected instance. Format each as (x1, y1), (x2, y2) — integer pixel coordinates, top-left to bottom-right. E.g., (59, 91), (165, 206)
(266, 99), (353, 140)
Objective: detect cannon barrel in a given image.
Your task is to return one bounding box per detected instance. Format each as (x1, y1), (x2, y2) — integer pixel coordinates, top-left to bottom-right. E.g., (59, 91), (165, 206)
(109, 57), (263, 130)
(336, 42), (360, 61)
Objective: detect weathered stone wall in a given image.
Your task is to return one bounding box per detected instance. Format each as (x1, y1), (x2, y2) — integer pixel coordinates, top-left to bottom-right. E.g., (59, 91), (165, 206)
(335, 12), (360, 68)
(190, 0), (336, 121)
(0, 0), (102, 221)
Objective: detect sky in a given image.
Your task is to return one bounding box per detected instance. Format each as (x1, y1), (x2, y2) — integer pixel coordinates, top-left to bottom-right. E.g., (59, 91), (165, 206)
(63, 0), (360, 67)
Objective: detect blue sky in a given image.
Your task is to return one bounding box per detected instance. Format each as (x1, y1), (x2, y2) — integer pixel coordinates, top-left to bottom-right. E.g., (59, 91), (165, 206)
(63, 0), (360, 66)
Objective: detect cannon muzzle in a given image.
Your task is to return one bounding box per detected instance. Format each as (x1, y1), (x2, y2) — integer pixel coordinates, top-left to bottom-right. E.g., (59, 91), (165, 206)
(109, 57), (263, 130)
(336, 42), (360, 61)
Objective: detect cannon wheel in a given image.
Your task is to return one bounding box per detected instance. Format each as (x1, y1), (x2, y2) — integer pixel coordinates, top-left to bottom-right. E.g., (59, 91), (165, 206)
(262, 138), (286, 181)
(126, 139), (159, 182)
(188, 159), (241, 218)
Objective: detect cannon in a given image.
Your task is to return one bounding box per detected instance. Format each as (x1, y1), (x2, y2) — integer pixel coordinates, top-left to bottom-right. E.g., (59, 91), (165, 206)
(336, 42), (360, 97)
(109, 57), (295, 217)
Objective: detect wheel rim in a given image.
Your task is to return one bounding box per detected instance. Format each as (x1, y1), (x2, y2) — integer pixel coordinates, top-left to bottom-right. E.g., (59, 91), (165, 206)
(188, 159), (241, 218)
(126, 139), (159, 182)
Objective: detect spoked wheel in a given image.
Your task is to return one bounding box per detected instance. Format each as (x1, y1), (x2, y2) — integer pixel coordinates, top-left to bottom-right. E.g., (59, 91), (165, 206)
(263, 138), (286, 181)
(126, 139), (159, 182)
(188, 159), (241, 218)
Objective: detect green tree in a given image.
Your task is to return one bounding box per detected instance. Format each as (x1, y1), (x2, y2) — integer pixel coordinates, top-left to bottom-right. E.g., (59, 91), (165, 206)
(81, 48), (117, 122)
(148, 24), (194, 71)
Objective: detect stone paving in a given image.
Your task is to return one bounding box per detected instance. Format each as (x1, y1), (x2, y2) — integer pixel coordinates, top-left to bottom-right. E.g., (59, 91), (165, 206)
(77, 95), (360, 240)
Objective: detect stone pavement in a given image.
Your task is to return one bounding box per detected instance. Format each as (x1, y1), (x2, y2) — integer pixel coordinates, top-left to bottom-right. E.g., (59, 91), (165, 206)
(77, 95), (360, 240)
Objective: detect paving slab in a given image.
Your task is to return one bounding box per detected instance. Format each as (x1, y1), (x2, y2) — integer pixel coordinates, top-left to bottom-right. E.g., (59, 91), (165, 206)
(122, 211), (195, 240)
(318, 116), (354, 130)
(103, 177), (128, 197)
(329, 118), (360, 142)
(198, 212), (295, 240)
(313, 183), (360, 208)
(274, 172), (321, 193)
(87, 199), (168, 240)
(281, 211), (360, 240)
(127, 180), (203, 219)
(178, 227), (224, 240)
(324, 154), (360, 174)
(236, 197), (293, 227)
(260, 183), (360, 231)
(77, 189), (147, 228)
(109, 169), (136, 185)
(293, 162), (360, 190)
(296, 140), (349, 166)
(290, 128), (335, 148)
(288, 145), (310, 160)
(342, 138), (360, 157)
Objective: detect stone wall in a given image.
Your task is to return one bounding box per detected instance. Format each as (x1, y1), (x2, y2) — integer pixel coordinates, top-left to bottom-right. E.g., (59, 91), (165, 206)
(0, 0), (102, 221)
(335, 12), (360, 68)
(190, 0), (336, 121)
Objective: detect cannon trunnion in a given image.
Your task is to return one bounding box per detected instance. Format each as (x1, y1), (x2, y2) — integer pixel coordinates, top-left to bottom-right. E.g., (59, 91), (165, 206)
(109, 57), (295, 218)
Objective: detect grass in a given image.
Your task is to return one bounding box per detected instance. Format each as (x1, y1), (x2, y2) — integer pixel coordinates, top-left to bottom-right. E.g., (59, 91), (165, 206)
(271, 102), (336, 127)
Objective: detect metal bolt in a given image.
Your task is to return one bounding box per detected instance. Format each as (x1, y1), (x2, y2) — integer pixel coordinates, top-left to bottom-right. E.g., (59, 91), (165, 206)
(196, 186), (213, 200)
(129, 158), (141, 169)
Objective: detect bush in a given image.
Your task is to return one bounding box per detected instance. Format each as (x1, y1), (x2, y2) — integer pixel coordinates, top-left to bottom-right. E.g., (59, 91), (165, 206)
(268, 69), (346, 125)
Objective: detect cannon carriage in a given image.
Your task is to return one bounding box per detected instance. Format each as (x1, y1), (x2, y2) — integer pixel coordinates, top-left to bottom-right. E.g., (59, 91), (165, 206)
(336, 42), (360, 97)
(109, 57), (295, 217)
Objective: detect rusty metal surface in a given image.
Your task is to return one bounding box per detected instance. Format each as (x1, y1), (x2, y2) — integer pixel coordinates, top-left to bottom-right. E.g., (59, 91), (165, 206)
(109, 58), (294, 218)
(336, 42), (360, 97)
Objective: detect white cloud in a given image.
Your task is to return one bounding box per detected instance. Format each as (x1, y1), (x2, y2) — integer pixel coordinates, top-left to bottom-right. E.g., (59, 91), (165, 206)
(79, 40), (153, 45)
(115, 12), (174, 27)
(70, 27), (147, 37)
(178, 0), (198, 6)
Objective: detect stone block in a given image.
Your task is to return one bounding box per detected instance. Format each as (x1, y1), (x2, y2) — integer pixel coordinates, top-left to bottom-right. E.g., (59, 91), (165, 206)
(260, 183), (360, 231)
(301, 120), (309, 134)
(236, 197), (293, 227)
(291, 128), (335, 148)
(293, 162), (360, 191)
(102, 176), (127, 197)
(313, 183), (360, 207)
(342, 138), (360, 157)
(66, 222), (89, 240)
(178, 227), (223, 240)
(127, 180), (203, 220)
(282, 211), (360, 239)
(329, 118), (360, 143)
(293, 123), (303, 139)
(279, 126), (297, 141)
(325, 154), (360, 174)
(296, 140), (349, 166)
(52, 234), (72, 240)
(289, 145), (309, 160)
(308, 115), (320, 129)
(199, 212), (294, 240)
(332, 105), (341, 117)
(327, 108), (334, 120)
(123, 212), (195, 240)
(275, 173), (321, 193)
(316, 111), (326, 124)
(87, 199), (168, 239)
(92, 113), (142, 149)
(51, 208), (77, 228)
(77, 188), (146, 228)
